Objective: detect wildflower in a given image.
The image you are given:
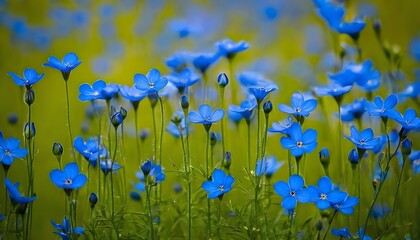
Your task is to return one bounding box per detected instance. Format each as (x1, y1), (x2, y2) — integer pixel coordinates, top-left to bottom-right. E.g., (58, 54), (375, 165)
(8, 68), (44, 88)
(409, 151), (420, 174)
(390, 108), (420, 132)
(249, 86), (277, 103)
(313, 84), (352, 103)
(268, 116), (293, 134)
(192, 52), (219, 73)
(188, 104), (224, 131)
(278, 92), (317, 118)
(134, 68), (168, 94)
(141, 160), (152, 176)
(280, 123), (318, 157)
(328, 60), (380, 91)
(52, 142), (64, 157)
(229, 97), (257, 122)
(110, 111), (123, 128)
(5, 178), (36, 204)
(331, 227), (352, 239)
(78, 80), (106, 101)
(23, 122), (36, 139)
(227, 108), (243, 125)
(43, 52), (81, 81)
(202, 169), (234, 199)
(0, 132), (28, 167)
(273, 174), (307, 210)
(165, 51), (190, 72)
(100, 159), (122, 175)
(255, 156), (284, 178)
(344, 126), (380, 150)
(365, 94), (400, 119)
(51, 217), (84, 239)
(100, 83), (119, 100)
(237, 71), (275, 89)
(370, 204), (391, 219)
(319, 148), (330, 168)
(89, 193), (98, 209)
(340, 98), (366, 122)
(303, 176), (348, 210)
(73, 136), (105, 167)
(167, 68), (200, 95)
(215, 38), (249, 59)
(49, 162), (87, 195)
(331, 196), (359, 214)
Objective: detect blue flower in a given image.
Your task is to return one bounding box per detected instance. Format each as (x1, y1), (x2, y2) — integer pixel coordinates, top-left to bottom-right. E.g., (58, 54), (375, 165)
(344, 126), (380, 150)
(410, 36), (420, 62)
(340, 98), (366, 122)
(100, 83), (119, 100)
(43, 52), (81, 81)
(227, 107), (244, 124)
(0, 214), (4, 221)
(134, 68), (168, 94)
(192, 52), (219, 73)
(167, 68), (200, 94)
(313, 84), (352, 98)
(398, 80), (420, 99)
(5, 178), (36, 204)
(51, 217), (84, 240)
(331, 227), (352, 239)
(370, 204), (391, 219)
(268, 116), (293, 134)
(215, 38), (249, 59)
(78, 80), (106, 101)
(100, 159), (122, 175)
(0, 132), (28, 167)
(409, 151), (420, 174)
(202, 169), (234, 199)
(167, 112), (191, 138)
(390, 108), (420, 131)
(8, 68), (44, 88)
(249, 86), (277, 103)
(49, 162), (87, 193)
(332, 196), (359, 214)
(150, 164), (165, 183)
(280, 123), (318, 157)
(237, 71), (276, 89)
(229, 97), (257, 121)
(273, 174), (307, 210)
(73, 136), (106, 167)
(255, 156), (284, 178)
(165, 51), (190, 72)
(188, 104), (224, 131)
(303, 176), (348, 210)
(119, 85), (147, 108)
(278, 92), (318, 117)
(365, 94), (400, 119)
(328, 60), (380, 91)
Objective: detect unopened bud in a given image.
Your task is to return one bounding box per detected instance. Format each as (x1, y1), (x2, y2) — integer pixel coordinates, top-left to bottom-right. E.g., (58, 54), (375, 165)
(181, 95), (189, 110)
(24, 122), (36, 139)
(217, 73), (229, 88)
(89, 193), (98, 209)
(52, 142), (63, 157)
(24, 89), (35, 106)
(401, 138), (412, 155)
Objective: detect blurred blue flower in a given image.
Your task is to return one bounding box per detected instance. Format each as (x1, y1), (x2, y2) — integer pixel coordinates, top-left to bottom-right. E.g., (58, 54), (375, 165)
(71, 9), (90, 29)
(268, 116), (293, 134)
(78, 80), (106, 101)
(398, 80), (420, 100)
(249, 86), (277, 103)
(100, 83), (119, 100)
(0, 214), (4, 221)
(227, 107), (244, 125)
(409, 151), (420, 174)
(365, 94), (400, 119)
(167, 68), (200, 94)
(49, 162), (87, 192)
(8, 68), (44, 88)
(344, 126), (380, 150)
(273, 174), (307, 210)
(215, 38), (249, 59)
(313, 84), (352, 99)
(73, 136), (106, 167)
(255, 156), (284, 178)
(304, 176), (348, 210)
(0, 132), (28, 167)
(130, 191), (141, 201)
(237, 71), (275, 89)
(370, 204), (391, 219)
(134, 68), (168, 94)
(331, 227), (352, 238)
(192, 52), (219, 73)
(278, 92), (317, 117)
(189, 104), (224, 131)
(100, 159), (122, 175)
(410, 36), (420, 62)
(5, 178), (36, 204)
(43, 52), (81, 81)
(280, 123), (318, 157)
(229, 97), (257, 121)
(165, 51), (191, 72)
(51, 217), (84, 240)
(119, 85), (147, 109)
(329, 60), (380, 91)
(202, 169), (234, 199)
(340, 98), (366, 122)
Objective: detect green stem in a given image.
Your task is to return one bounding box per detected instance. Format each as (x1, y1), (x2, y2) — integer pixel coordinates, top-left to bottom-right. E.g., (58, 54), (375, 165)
(205, 129), (211, 238)
(152, 106), (157, 163)
(322, 210), (337, 240)
(337, 101), (344, 184)
(65, 80), (76, 162)
(247, 121), (251, 170)
(111, 127), (119, 221)
(145, 183), (154, 240)
(134, 109), (141, 163)
(220, 89), (226, 167)
(183, 108), (192, 240)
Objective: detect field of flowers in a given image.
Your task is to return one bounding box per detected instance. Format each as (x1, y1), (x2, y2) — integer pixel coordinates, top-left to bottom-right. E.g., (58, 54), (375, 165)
(0, 0), (420, 239)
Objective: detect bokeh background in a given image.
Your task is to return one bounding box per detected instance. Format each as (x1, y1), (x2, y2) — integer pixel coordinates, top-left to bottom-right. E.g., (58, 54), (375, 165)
(1, 0), (420, 238)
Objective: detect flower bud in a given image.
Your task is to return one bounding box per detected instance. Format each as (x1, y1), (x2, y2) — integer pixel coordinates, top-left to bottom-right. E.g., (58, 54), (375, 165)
(141, 160), (152, 176)
(210, 132), (217, 146)
(24, 89), (35, 106)
(171, 112), (183, 125)
(139, 129), (150, 142)
(24, 122), (36, 139)
(8, 113), (18, 125)
(223, 151), (232, 170)
(348, 148), (359, 166)
(89, 193), (98, 209)
(319, 148), (330, 168)
(52, 142), (63, 157)
(181, 95), (189, 110)
(148, 93), (158, 108)
(173, 183), (182, 193)
(263, 100), (273, 115)
(110, 112), (123, 128)
(401, 138), (412, 155)
(217, 73), (229, 88)
(119, 106), (128, 120)
(130, 191), (141, 201)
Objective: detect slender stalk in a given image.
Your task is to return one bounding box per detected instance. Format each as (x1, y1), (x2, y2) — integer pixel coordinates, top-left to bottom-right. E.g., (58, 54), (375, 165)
(228, 58), (237, 104)
(152, 106), (157, 163)
(110, 127), (118, 221)
(220, 89), (226, 167)
(336, 101), (344, 184)
(182, 108), (192, 240)
(134, 109), (141, 162)
(202, 71), (207, 104)
(205, 129), (212, 238)
(322, 210), (337, 240)
(287, 151), (292, 177)
(145, 182), (154, 240)
(358, 161), (361, 231)
(158, 95), (164, 165)
(247, 120), (251, 170)
(65, 80), (76, 162)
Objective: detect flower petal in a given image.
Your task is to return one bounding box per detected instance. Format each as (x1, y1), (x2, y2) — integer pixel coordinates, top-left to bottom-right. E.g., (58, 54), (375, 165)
(273, 181), (289, 197)
(288, 174), (304, 191)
